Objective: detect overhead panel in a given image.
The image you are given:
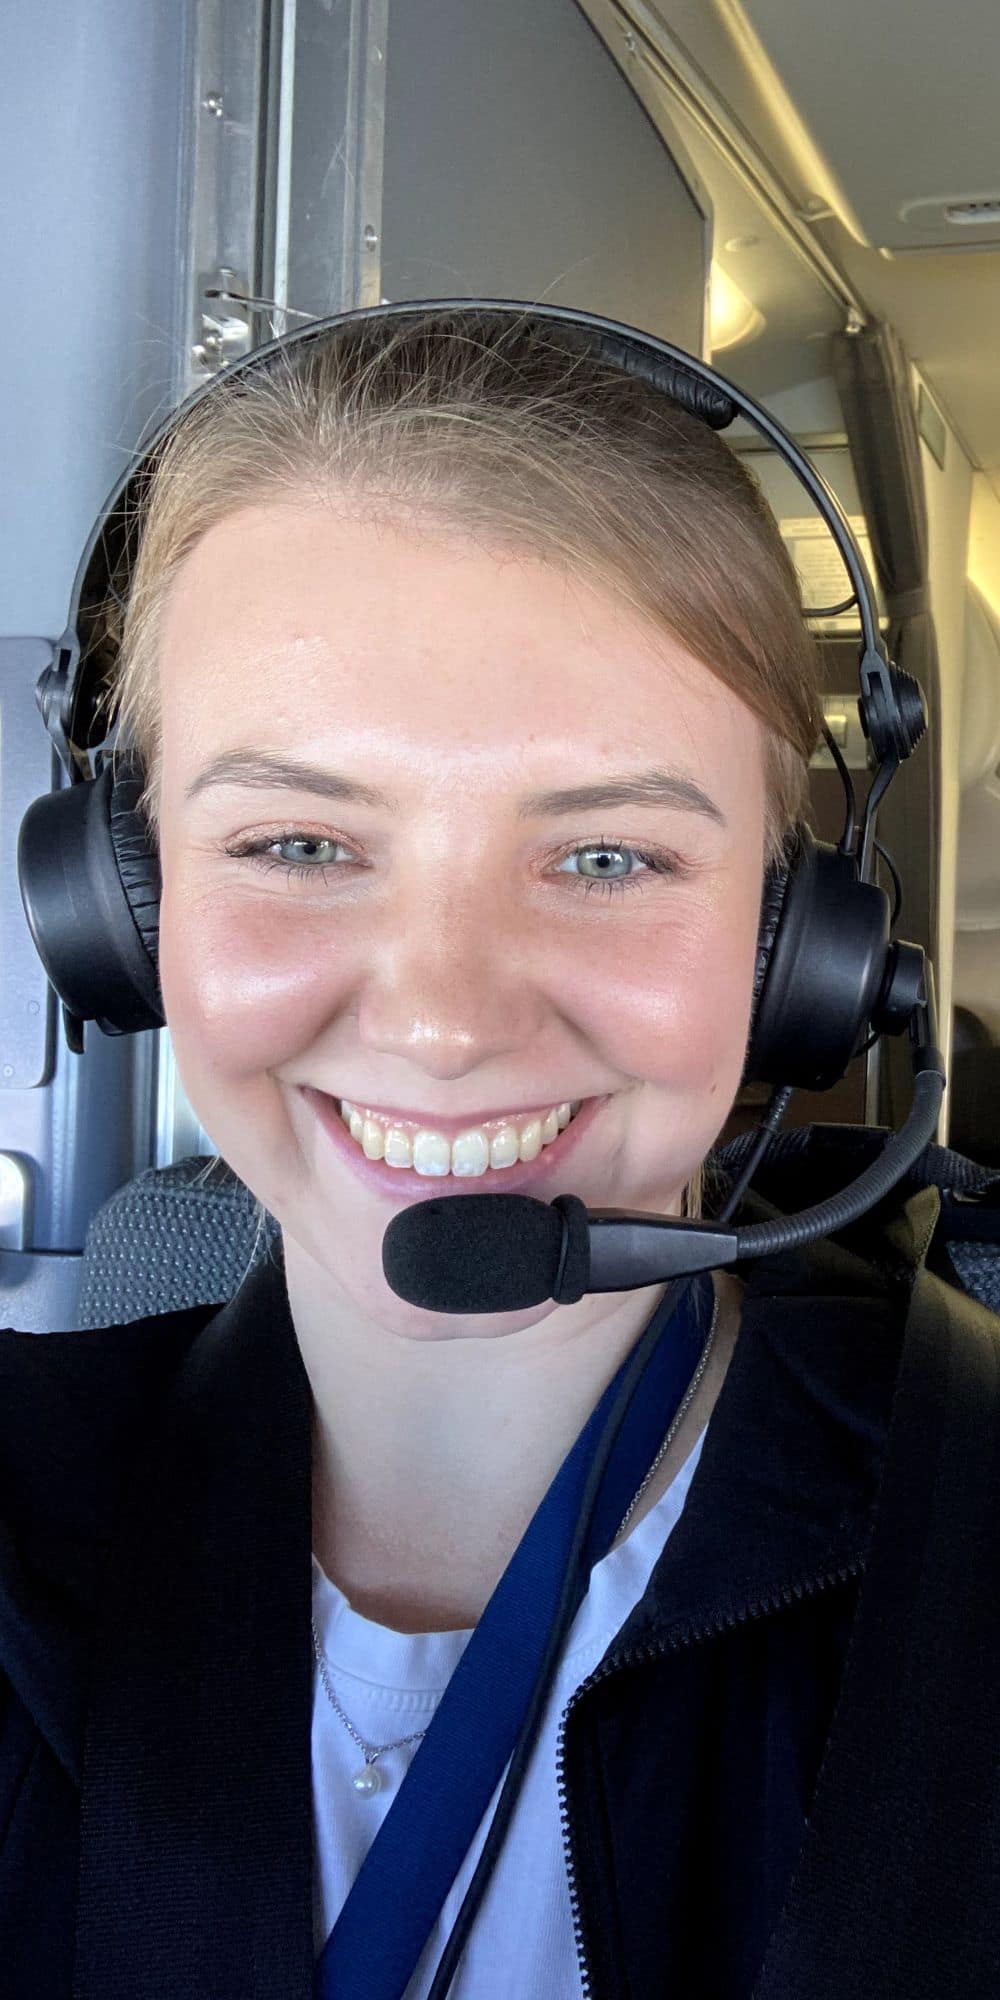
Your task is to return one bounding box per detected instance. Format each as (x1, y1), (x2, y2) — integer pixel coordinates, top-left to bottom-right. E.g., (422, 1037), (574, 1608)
(739, 0), (1000, 251)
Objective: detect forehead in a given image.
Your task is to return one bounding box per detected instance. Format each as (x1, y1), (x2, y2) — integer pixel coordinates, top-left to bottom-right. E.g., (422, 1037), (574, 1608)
(158, 500), (758, 782)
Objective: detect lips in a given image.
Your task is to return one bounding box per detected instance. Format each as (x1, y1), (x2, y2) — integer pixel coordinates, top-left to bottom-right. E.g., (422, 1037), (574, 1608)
(301, 1086), (607, 1201)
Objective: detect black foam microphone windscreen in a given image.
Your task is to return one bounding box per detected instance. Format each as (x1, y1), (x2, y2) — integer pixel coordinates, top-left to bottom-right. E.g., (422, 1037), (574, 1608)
(381, 1192), (569, 1311)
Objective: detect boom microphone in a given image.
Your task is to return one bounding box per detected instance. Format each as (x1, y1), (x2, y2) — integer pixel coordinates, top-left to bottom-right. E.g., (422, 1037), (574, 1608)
(383, 1037), (944, 1314)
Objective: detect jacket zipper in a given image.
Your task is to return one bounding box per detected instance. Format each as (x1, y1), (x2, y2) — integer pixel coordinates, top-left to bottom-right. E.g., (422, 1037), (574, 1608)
(555, 1557), (865, 1999)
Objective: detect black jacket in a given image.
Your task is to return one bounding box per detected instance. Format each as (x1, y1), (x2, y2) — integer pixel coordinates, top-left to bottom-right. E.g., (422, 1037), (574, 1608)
(2, 1155), (1000, 1999)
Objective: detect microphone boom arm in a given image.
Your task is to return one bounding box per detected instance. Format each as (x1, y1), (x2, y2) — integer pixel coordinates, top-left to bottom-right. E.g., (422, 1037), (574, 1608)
(552, 969), (944, 1304)
(580, 1214), (740, 1293)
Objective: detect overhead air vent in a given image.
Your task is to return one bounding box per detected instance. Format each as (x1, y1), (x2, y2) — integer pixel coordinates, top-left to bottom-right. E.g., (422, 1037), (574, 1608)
(898, 192), (1000, 247)
(945, 198), (1000, 227)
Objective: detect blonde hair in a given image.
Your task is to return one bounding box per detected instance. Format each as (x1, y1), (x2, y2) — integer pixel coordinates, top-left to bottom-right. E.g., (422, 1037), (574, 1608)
(99, 308), (821, 851)
(96, 308), (823, 1230)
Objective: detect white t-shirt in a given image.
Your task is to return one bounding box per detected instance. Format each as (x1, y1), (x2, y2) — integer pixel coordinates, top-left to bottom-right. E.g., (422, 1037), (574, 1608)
(311, 1425), (707, 1997)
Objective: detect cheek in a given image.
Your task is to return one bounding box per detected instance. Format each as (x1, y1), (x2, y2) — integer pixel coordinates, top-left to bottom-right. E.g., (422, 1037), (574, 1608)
(159, 883), (353, 1080)
(584, 928), (752, 1104)
(556, 883), (760, 1096)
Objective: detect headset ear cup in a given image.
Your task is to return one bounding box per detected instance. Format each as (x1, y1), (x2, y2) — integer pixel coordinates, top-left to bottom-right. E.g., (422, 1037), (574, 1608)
(751, 842), (796, 1018)
(107, 751), (162, 997)
(744, 823), (893, 1090)
(17, 752), (164, 1035)
(744, 833), (797, 1087)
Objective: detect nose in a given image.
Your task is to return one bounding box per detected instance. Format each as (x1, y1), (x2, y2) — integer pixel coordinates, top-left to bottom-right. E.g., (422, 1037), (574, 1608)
(350, 873), (555, 1082)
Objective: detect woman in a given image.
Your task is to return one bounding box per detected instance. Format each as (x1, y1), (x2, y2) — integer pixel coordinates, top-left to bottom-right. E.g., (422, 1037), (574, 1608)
(3, 308), (999, 1999)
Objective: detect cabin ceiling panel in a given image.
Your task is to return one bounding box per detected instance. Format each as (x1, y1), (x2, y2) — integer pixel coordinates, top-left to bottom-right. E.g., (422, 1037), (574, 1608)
(740, 0), (1000, 253)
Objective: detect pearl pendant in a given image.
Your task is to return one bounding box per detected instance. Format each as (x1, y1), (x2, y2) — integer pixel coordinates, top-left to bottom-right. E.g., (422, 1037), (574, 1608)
(352, 1762), (382, 1797)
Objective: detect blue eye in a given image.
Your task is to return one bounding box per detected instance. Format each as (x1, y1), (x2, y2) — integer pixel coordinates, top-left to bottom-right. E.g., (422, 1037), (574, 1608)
(225, 833), (349, 888)
(223, 830), (680, 899)
(555, 841), (677, 899)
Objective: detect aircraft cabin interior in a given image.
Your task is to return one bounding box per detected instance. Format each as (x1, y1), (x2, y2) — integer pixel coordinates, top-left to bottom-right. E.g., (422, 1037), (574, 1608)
(3, 0), (999, 1332)
(7, 7), (1000, 1996)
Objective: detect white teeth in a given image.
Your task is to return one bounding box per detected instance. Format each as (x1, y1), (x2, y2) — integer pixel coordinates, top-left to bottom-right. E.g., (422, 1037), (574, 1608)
(450, 1130), (490, 1177)
(411, 1130), (452, 1176)
(336, 1097), (584, 1176)
(382, 1127), (413, 1169)
(490, 1125), (520, 1170)
(518, 1117), (543, 1163)
(361, 1118), (385, 1161)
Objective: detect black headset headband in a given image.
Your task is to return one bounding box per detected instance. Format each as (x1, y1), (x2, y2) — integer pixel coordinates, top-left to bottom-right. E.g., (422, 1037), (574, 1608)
(50, 298), (920, 776)
(20, 297), (930, 1091)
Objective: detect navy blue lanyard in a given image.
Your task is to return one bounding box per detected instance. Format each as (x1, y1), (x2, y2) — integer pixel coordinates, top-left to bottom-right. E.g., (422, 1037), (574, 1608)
(314, 1274), (712, 2000)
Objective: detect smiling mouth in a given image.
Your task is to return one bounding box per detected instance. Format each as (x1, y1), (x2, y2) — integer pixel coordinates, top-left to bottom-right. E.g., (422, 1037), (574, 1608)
(301, 1086), (610, 1198)
(331, 1095), (585, 1177)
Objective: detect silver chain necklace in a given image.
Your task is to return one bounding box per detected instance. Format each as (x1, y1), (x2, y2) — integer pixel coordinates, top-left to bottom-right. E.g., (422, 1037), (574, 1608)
(312, 1288), (719, 1798)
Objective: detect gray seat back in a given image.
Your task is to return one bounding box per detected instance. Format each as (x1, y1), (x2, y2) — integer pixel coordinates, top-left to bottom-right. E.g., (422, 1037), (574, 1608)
(75, 1156), (279, 1329)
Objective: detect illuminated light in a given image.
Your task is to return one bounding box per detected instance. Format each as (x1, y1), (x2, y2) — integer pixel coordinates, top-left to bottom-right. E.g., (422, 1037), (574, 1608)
(709, 262), (766, 353)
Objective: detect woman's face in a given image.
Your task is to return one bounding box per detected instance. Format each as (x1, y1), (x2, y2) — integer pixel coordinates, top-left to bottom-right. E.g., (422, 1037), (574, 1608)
(157, 500), (768, 1336)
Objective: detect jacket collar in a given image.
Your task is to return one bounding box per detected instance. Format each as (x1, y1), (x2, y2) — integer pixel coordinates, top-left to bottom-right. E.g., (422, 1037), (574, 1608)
(72, 1190), (931, 1998)
(598, 1210), (916, 1669)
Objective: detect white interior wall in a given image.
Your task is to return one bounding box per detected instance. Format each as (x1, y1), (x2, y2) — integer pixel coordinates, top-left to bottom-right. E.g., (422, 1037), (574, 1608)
(0, 0), (189, 636)
(954, 931), (1000, 1038)
(954, 472), (1000, 1035)
(914, 363), (974, 1104)
(968, 474), (1000, 610)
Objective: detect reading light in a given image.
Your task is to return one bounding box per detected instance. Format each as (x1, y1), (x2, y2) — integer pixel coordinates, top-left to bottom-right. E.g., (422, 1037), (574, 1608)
(709, 262), (765, 354)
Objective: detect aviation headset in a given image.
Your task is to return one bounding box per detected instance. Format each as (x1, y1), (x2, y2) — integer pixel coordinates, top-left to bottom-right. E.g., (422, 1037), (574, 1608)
(17, 298), (931, 1096)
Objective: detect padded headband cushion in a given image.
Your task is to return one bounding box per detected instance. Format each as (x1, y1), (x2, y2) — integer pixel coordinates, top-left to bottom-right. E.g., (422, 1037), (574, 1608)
(579, 328), (737, 430)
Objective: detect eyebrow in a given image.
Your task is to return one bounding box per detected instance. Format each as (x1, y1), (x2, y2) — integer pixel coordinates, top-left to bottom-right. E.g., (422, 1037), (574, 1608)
(184, 751), (727, 826)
